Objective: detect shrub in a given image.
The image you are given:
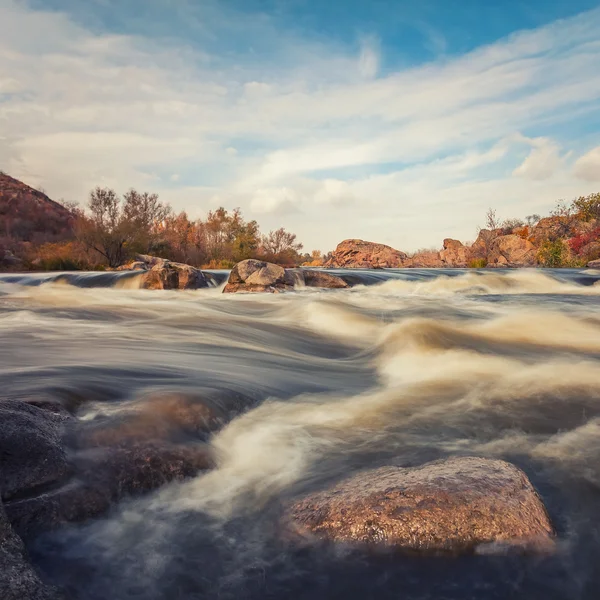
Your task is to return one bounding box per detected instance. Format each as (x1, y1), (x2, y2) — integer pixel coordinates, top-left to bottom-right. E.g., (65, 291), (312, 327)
(537, 240), (569, 267)
(468, 258), (487, 268)
(568, 226), (600, 255)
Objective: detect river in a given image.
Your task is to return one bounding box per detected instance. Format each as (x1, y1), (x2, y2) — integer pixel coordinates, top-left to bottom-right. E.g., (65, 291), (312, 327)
(1, 267), (600, 599)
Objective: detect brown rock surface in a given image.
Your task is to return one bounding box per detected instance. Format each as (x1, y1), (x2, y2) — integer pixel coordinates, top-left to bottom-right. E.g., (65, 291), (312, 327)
(408, 250), (443, 268)
(440, 239), (469, 267)
(122, 255), (209, 290)
(324, 239), (408, 269)
(487, 235), (537, 268)
(587, 258), (600, 268)
(289, 457), (554, 555)
(302, 270), (349, 289)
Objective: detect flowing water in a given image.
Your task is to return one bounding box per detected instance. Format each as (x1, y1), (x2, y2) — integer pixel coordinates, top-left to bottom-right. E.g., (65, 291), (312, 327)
(2, 268), (600, 599)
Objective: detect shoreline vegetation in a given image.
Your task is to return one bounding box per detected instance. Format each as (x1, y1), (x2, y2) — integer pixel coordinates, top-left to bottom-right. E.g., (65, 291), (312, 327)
(1, 171), (600, 273)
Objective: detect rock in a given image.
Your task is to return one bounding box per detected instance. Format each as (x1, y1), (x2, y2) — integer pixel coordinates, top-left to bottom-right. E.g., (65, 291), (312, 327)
(1, 502), (61, 600)
(439, 239), (468, 268)
(0, 401), (71, 503)
(325, 239), (409, 269)
(288, 457), (554, 555)
(224, 259), (291, 293)
(1, 398), (215, 538)
(142, 261), (208, 290)
(408, 250), (443, 268)
(7, 443), (214, 540)
(223, 260), (350, 293)
(301, 270), (349, 289)
(580, 242), (600, 262)
(468, 229), (502, 263)
(487, 235), (537, 268)
(587, 258), (600, 268)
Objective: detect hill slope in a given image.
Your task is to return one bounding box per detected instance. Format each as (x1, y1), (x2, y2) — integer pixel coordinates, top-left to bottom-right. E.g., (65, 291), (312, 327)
(0, 173), (73, 244)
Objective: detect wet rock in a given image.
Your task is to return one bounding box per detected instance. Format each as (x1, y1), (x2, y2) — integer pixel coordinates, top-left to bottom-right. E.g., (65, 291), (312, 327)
(0, 401), (71, 503)
(301, 270), (349, 289)
(0, 502), (61, 600)
(224, 260), (350, 293)
(7, 443), (214, 539)
(487, 235), (537, 268)
(2, 396), (216, 538)
(440, 239), (468, 268)
(224, 259), (292, 293)
(324, 239), (409, 269)
(117, 255), (210, 290)
(288, 457), (554, 555)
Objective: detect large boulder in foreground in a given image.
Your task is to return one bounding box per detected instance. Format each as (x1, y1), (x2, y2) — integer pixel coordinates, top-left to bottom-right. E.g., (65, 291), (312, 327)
(1, 502), (61, 600)
(325, 239), (408, 269)
(0, 401), (71, 503)
(288, 457), (554, 555)
(1, 398), (215, 539)
(223, 260), (349, 293)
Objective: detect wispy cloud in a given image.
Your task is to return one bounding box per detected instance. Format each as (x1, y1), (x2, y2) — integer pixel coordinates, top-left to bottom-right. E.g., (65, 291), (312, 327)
(1, 0), (600, 250)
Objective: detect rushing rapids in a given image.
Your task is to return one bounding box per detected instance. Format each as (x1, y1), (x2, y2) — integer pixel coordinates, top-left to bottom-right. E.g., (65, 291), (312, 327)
(2, 267), (600, 599)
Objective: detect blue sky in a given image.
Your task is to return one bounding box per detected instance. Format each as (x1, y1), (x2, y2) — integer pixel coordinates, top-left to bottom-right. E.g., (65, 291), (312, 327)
(1, 0), (600, 250)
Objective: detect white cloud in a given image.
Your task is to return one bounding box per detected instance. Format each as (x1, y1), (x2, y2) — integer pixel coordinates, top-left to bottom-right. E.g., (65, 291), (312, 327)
(358, 37), (380, 79)
(1, 0), (600, 251)
(512, 137), (566, 180)
(573, 146), (600, 181)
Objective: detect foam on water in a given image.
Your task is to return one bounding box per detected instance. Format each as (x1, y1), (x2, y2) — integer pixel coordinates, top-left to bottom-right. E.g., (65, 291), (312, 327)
(2, 267), (600, 599)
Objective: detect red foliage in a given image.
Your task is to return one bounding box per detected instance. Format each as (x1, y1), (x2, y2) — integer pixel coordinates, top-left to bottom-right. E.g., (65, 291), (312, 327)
(568, 227), (600, 255)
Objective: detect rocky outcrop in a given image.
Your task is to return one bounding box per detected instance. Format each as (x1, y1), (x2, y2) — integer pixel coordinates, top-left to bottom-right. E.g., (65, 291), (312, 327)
(118, 255), (210, 290)
(440, 239), (469, 268)
(324, 239), (409, 269)
(408, 250), (443, 268)
(288, 457), (554, 555)
(487, 235), (537, 268)
(588, 258), (600, 268)
(223, 260), (349, 293)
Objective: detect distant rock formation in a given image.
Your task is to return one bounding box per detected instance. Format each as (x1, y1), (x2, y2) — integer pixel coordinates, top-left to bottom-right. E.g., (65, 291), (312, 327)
(288, 456), (554, 555)
(223, 259), (349, 293)
(324, 239), (409, 268)
(0, 173), (73, 244)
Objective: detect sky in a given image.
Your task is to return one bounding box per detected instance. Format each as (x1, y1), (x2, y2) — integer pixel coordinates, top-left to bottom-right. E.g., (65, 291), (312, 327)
(1, 0), (600, 252)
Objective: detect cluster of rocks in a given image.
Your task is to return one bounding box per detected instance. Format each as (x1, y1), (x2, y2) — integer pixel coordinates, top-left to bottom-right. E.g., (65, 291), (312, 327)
(325, 215), (600, 269)
(1, 395), (556, 597)
(0, 396), (221, 598)
(222, 259), (349, 293)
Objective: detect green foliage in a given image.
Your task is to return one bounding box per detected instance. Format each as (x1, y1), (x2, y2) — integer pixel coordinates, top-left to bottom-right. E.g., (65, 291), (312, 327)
(571, 192), (600, 221)
(537, 240), (569, 267)
(468, 258), (487, 268)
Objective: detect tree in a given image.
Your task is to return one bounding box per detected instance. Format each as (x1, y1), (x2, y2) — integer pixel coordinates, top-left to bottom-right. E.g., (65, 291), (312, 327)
(76, 187), (171, 267)
(571, 192), (600, 221)
(485, 208), (500, 230)
(526, 214), (541, 227)
(261, 228), (303, 256)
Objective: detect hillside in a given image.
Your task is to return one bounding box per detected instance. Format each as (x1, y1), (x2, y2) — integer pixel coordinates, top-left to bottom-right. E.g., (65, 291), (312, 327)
(0, 172), (73, 244)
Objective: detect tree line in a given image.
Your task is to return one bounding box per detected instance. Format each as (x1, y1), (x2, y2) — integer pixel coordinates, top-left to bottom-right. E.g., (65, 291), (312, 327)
(69, 187), (312, 269)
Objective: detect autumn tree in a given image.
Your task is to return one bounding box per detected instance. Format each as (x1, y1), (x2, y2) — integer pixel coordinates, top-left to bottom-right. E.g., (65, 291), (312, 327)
(260, 227), (304, 264)
(76, 187), (171, 267)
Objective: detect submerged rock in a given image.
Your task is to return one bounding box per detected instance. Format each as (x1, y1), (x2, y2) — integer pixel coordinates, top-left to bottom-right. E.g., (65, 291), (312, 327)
(223, 260), (348, 293)
(1, 398), (215, 538)
(0, 502), (61, 600)
(324, 239), (409, 269)
(288, 457), (554, 555)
